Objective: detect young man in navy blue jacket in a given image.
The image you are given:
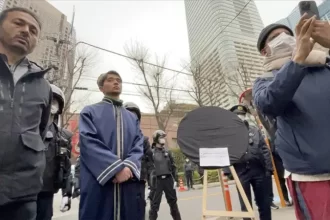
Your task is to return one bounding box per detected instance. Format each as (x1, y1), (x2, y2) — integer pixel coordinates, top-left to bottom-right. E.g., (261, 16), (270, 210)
(253, 14), (330, 220)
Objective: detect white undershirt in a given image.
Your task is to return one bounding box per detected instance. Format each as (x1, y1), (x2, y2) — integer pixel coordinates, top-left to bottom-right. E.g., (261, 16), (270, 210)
(285, 170), (330, 182)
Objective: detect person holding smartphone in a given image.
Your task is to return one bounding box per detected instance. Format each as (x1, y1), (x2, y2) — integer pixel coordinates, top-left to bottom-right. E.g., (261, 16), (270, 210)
(253, 12), (330, 220)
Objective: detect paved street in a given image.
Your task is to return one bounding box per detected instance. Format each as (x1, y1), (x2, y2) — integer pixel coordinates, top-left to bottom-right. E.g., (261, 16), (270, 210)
(53, 181), (295, 220)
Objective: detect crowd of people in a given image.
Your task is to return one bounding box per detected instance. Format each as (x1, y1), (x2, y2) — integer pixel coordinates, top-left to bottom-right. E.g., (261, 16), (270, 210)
(1, 4), (330, 220)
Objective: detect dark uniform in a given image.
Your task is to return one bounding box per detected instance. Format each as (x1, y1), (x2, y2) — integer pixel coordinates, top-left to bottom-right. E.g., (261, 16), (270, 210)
(124, 102), (153, 219)
(148, 130), (181, 220)
(184, 159), (194, 190)
(73, 155), (81, 199)
(36, 84), (73, 220)
(256, 110), (292, 207)
(141, 136), (152, 194)
(230, 105), (273, 220)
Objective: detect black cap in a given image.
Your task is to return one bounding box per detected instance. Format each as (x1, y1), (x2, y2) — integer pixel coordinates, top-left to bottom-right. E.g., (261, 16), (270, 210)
(229, 104), (248, 115)
(257, 23), (294, 52)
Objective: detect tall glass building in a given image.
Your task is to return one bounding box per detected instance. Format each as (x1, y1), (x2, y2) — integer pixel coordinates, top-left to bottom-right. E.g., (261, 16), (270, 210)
(184, 0), (264, 108)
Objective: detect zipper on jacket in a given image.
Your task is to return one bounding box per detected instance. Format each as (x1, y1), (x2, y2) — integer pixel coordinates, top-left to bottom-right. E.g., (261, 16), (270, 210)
(10, 87), (16, 109)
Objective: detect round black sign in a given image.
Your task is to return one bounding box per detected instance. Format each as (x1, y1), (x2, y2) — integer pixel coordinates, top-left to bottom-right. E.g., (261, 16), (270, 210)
(177, 106), (248, 169)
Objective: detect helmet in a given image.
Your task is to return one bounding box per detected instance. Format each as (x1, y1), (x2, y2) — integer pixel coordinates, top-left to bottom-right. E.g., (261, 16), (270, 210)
(123, 102), (141, 120)
(50, 84), (65, 114)
(152, 130), (166, 143)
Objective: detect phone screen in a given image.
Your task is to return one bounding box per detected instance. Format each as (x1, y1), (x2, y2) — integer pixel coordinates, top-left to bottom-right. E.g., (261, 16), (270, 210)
(298, 1), (320, 19)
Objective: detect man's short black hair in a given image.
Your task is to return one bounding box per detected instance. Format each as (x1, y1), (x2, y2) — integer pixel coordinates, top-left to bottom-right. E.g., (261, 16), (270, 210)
(97, 70), (122, 87)
(0, 7), (42, 30)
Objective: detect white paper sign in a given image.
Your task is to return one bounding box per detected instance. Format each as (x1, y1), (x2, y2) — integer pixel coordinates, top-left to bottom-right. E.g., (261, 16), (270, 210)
(199, 148), (230, 167)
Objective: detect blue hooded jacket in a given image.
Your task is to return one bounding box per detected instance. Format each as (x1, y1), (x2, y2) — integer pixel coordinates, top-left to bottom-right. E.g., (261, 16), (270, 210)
(253, 60), (330, 175)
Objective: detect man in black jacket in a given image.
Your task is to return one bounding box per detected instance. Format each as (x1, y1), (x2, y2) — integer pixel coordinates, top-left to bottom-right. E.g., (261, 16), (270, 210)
(230, 104), (273, 220)
(123, 102), (152, 219)
(0, 7), (52, 220)
(36, 84), (72, 220)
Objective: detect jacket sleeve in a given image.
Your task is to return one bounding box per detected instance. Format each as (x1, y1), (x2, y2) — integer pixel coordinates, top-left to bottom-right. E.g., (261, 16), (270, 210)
(79, 108), (125, 186)
(258, 130), (273, 173)
(169, 151), (178, 182)
(39, 87), (52, 140)
(123, 118), (144, 180)
(253, 61), (307, 117)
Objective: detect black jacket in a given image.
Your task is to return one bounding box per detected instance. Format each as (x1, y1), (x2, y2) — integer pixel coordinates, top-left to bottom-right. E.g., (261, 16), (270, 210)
(74, 156), (80, 189)
(148, 146), (178, 186)
(42, 124), (73, 196)
(140, 136), (151, 181)
(235, 125), (273, 174)
(0, 57), (51, 205)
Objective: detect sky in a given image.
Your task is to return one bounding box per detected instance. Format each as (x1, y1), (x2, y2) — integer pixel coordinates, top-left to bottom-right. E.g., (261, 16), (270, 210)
(47, 0), (324, 113)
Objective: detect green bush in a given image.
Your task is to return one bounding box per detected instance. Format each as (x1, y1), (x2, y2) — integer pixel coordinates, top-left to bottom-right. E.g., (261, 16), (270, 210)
(170, 148), (186, 173)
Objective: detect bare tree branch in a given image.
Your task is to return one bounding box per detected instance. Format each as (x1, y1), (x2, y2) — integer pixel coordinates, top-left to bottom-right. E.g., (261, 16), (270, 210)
(48, 44), (97, 129)
(184, 60), (225, 107)
(124, 41), (175, 131)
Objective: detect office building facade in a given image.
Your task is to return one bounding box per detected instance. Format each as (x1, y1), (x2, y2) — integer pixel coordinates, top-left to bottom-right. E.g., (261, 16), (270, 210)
(184, 0), (264, 108)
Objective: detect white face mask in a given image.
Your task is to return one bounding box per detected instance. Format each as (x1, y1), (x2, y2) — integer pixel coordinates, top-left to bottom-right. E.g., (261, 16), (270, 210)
(237, 114), (246, 121)
(268, 32), (296, 56)
(51, 99), (59, 115)
(158, 138), (166, 145)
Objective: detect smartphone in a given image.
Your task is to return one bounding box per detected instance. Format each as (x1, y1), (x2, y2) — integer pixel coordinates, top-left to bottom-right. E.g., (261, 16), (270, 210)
(298, 1), (320, 19)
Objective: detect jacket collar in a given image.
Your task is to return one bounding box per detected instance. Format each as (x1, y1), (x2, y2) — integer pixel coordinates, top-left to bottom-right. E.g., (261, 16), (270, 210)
(102, 96), (123, 106)
(0, 53), (50, 76)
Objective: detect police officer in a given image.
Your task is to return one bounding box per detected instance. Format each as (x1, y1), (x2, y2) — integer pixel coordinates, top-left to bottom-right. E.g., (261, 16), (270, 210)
(184, 158), (195, 190)
(148, 130), (182, 220)
(36, 84), (73, 220)
(72, 154), (80, 199)
(229, 104), (273, 220)
(123, 102), (152, 218)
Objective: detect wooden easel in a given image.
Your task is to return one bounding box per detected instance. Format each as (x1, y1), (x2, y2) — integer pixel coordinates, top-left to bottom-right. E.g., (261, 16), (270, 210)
(202, 166), (256, 220)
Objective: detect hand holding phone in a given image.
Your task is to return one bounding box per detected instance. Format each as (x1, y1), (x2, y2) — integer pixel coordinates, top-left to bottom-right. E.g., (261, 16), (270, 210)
(299, 1), (320, 20)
